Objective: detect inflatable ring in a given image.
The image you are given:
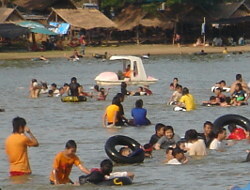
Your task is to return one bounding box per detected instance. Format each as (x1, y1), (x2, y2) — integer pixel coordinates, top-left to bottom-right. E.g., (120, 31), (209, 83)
(105, 135), (145, 164)
(61, 96), (87, 102)
(98, 177), (132, 186)
(213, 114), (250, 133)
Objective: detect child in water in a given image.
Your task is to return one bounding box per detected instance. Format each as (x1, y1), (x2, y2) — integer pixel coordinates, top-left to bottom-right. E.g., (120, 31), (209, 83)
(49, 140), (90, 185)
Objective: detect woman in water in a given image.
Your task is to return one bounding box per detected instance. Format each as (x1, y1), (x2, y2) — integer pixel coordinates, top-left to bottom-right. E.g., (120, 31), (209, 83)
(231, 83), (248, 106)
(176, 87), (196, 111)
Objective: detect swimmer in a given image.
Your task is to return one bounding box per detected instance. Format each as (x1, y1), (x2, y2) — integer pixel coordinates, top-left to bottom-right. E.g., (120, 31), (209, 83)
(220, 96), (232, 107)
(198, 121), (215, 148)
(39, 55), (48, 61)
(154, 126), (180, 150)
(230, 74), (249, 94)
(149, 123), (166, 146)
(49, 140), (90, 185)
(227, 124), (247, 140)
(97, 87), (109, 101)
(168, 84), (182, 105)
(167, 147), (187, 165)
(222, 47), (228, 54)
(29, 79), (40, 98)
(202, 96), (220, 106)
(143, 143), (153, 158)
(209, 128), (227, 151)
(169, 78), (179, 91)
(176, 87), (196, 111)
(231, 83), (248, 106)
(119, 147), (132, 157)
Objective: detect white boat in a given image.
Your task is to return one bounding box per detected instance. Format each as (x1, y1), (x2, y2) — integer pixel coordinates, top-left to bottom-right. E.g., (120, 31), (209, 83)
(95, 55), (158, 85)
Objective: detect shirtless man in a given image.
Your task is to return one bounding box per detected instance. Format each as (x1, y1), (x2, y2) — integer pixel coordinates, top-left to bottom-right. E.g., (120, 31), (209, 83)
(230, 74), (249, 94)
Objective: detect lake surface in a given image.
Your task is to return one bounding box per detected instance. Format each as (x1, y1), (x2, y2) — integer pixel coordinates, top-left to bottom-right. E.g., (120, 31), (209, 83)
(0, 53), (250, 190)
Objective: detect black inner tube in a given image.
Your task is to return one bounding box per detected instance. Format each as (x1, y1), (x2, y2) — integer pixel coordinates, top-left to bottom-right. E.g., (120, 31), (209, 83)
(105, 135), (144, 164)
(213, 114), (250, 133)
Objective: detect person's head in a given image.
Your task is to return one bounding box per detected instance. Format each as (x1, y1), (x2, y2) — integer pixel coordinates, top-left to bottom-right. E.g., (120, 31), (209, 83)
(172, 147), (185, 161)
(219, 80), (226, 87)
(225, 96), (231, 105)
(214, 88), (222, 95)
(12, 117), (26, 133)
(71, 77), (77, 83)
(119, 147), (131, 157)
(176, 84), (182, 92)
(215, 128), (227, 140)
(51, 83), (57, 90)
(135, 99), (143, 108)
(164, 126), (174, 139)
(94, 85), (99, 92)
(100, 88), (105, 95)
(209, 96), (217, 103)
(173, 78), (178, 83)
(48, 90), (54, 97)
(65, 140), (77, 157)
(115, 93), (124, 102)
(42, 82), (48, 89)
(185, 129), (198, 142)
(138, 86), (144, 92)
(235, 83), (243, 91)
(143, 143), (153, 157)
(236, 74), (242, 81)
(31, 79), (37, 83)
(126, 64), (130, 70)
(182, 87), (189, 95)
(166, 147), (174, 160)
(176, 140), (186, 151)
(203, 121), (213, 135)
(228, 124), (237, 133)
(64, 83), (69, 87)
(155, 123), (165, 137)
(111, 96), (120, 106)
(100, 159), (113, 175)
(121, 82), (127, 89)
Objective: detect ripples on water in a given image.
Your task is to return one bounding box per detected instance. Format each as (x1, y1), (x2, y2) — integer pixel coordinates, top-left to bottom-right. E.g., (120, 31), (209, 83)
(0, 53), (250, 190)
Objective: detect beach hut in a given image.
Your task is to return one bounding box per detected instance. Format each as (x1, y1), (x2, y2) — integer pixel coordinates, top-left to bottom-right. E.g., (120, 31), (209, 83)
(0, 8), (24, 23)
(114, 5), (174, 44)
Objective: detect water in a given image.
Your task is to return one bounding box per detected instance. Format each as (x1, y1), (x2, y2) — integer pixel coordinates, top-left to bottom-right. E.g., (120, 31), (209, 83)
(0, 53), (250, 190)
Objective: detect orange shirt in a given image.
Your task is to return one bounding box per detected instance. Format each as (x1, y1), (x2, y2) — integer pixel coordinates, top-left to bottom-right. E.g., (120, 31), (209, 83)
(50, 152), (81, 184)
(5, 133), (33, 173)
(124, 70), (132, 78)
(106, 104), (119, 123)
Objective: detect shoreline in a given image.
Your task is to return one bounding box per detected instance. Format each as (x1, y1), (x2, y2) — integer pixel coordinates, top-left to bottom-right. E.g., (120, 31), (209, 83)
(0, 44), (249, 60)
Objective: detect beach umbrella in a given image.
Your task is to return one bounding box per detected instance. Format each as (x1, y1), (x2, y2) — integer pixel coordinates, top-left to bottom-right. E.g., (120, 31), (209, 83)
(17, 21), (45, 29)
(30, 27), (57, 35)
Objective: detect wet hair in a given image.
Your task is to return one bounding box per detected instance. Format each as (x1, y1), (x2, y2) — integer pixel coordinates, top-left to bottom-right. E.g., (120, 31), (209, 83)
(139, 86), (143, 91)
(164, 125), (174, 133)
(48, 90), (53, 96)
(176, 84), (182, 89)
(155, 123), (165, 132)
(172, 147), (184, 157)
(225, 96), (231, 104)
(112, 96), (120, 105)
(173, 78), (178, 81)
(12, 117), (26, 133)
(100, 159), (113, 175)
(228, 124), (237, 133)
(94, 85), (99, 92)
(64, 83), (69, 87)
(121, 82), (127, 89)
(119, 147), (130, 155)
(185, 129), (198, 141)
(143, 143), (153, 152)
(203, 121), (213, 128)
(115, 93), (124, 100)
(51, 83), (57, 88)
(71, 77), (77, 82)
(65, 140), (77, 149)
(166, 147), (174, 154)
(176, 139), (186, 147)
(219, 80), (226, 85)
(236, 74), (242, 81)
(182, 87), (189, 95)
(135, 99), (143, 108)
(214, 87), (222, 92)
(42, 82), (48, 89)
(32, 79), (37, 83)
(209, 96), (216, 101)
(235, 83), (243, 91)
(215, 128), (226, 138)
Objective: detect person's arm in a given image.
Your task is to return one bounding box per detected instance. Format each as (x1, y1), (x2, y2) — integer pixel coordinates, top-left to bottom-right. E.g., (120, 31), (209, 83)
(24, 126), (39, 147)
(102, 112), (107, 128)
(52, 169), (59, 185)
(78, 164), (90, 175)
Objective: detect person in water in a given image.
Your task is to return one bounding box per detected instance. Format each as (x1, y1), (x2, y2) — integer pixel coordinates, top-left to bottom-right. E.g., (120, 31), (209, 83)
(102, 96), (121, 127)
(5, 117), (39, 176)
(97, 87), (109, 101)
(50, 140), (90, 185)
(29, 79), (40, 98)
(198, 121), (215, 148)
(202, 96), (220, 106)
(227, 124), (247, 140)
(114, 93), (129, 125)
(185, 129), (207, 157)
(154, 126), (180, 150)
(209, 128), (227, 151)
(213, 87), (226, 104)
(68, 77), (81, 97)
(149, 123), (166, 146)
(169, 78), (179, 91)
(121, 82), (131, 96)
(230, 74), (249, 94)
(177, 87), (196, 111)
(130, 99), (151, 126)
(167, 147), (187, 165)
(231, 83), (248, 106)
(168, 84), (182, 105)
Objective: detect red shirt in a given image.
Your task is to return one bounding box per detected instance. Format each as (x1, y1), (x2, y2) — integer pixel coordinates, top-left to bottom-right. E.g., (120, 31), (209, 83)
(227, 128), (246, 140)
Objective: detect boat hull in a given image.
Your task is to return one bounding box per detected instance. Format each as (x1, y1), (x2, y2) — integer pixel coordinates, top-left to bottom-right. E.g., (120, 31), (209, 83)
(96, 79), (158, 86)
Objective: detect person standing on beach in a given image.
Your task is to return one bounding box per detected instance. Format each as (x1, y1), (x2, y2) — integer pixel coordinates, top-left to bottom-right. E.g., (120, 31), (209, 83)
(5, 117), (39, 176)
(79, 35), (86, 55)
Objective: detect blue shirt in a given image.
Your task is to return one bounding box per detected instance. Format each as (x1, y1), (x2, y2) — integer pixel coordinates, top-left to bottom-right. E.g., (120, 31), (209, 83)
(131, 108), (150, 126)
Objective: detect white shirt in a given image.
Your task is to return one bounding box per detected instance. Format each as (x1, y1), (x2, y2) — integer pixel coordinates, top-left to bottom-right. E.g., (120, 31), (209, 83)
(209, 138), (224, 150)
(167, 158), (182, 165)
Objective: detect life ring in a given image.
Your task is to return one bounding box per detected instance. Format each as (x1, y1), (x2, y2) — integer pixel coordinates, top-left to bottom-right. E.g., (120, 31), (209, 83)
(105, 135), (145, 164)
(61, 96), (87, 102)
(213, 114), (250, 133)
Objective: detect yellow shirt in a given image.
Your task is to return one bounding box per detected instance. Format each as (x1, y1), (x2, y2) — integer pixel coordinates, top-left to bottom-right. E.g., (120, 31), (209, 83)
(5, 133), (33, 173)
(179, 94), (196, 111)
(50, 152), (81, 184)
(106, 104), (119, 123)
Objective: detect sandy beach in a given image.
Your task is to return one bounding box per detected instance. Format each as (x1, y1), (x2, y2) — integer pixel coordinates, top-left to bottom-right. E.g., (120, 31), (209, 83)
(0, 44), (250, 60)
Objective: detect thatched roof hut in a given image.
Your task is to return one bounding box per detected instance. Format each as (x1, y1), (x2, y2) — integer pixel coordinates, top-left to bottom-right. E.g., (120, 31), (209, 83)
(114, 5), (174, 31)
(12, 0), (76, 11)
(0, 8), (24, 23)
(47, 8), (116, 30)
